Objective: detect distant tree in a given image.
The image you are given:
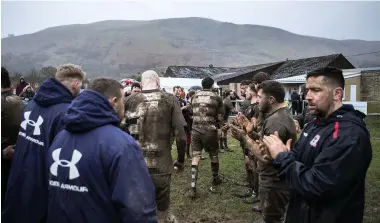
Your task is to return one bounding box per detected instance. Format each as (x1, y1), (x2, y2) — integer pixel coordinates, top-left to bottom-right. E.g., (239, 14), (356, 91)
(209, 64), (214, 68)
(39, 66), (57, 78)
(13, 72), (23, 79)
(26, 68), (40, 82)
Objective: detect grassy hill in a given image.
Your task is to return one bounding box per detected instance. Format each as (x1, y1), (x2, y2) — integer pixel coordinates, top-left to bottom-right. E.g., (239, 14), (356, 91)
(2, 17), (380, 78)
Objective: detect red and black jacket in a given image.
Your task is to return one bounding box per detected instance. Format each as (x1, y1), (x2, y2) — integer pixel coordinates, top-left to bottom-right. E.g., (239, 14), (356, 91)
(274, 104), (372, 223)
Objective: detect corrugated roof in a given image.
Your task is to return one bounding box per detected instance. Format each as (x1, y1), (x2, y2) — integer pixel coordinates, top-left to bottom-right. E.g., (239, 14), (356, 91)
(164, 66), (239, 78)
(213, 62), (283, 82)
(271, 54), (343, 79)
(164, 54), (355, 81)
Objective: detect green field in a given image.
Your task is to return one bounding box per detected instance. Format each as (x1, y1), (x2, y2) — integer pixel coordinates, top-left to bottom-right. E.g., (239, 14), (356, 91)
(170, 116), (380, 223)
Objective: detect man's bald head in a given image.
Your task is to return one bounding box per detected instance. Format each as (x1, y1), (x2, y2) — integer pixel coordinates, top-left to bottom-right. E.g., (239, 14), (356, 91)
(141, 70), (160, 90)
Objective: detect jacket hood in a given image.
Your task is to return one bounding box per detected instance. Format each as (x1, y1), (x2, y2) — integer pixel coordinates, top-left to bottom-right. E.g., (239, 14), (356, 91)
(317, 104), (367, 133)
(34, 78), (74, 107)
(64, 90), (120, 133)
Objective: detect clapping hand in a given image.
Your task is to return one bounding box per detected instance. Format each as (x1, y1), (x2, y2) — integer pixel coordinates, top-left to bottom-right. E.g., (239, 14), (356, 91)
(263, 131), (292, 159)
(230, 124), (246, 142)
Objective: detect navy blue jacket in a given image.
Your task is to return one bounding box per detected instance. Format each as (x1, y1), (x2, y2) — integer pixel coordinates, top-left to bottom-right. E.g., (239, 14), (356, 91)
(2, 78), (74, 223)
(274, 105), (372, 223)
(47, 90), (157, 223)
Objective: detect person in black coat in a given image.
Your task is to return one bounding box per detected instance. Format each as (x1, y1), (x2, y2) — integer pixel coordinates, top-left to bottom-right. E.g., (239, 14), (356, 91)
(264, 67), (372, 223)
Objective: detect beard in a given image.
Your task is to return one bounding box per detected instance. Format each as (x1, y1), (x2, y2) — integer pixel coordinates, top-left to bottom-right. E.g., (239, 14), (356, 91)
(259, 101), (270, 113)
(308, 95), (333, 118)
(73, 87), (81, 97)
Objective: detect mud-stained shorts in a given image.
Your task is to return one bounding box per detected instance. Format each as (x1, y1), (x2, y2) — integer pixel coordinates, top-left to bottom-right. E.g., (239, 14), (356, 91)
(150, 174), (172, 212)
(191, 129), (219, 156)
(259, 186), (290, 223)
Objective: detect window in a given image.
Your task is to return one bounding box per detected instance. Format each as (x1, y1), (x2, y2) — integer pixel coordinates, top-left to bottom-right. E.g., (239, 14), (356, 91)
(342, 88), (346, 101)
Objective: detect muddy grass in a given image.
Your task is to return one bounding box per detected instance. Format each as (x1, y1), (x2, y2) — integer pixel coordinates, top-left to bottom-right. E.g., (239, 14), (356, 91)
(170, 116), (380, 223)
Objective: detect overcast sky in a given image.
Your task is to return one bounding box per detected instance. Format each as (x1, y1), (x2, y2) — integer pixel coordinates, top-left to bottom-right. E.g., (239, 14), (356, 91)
(2, 1), (380, 41)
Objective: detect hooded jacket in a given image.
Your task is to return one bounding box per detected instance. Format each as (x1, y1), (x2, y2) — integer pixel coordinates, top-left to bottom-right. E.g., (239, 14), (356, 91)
(47, 90), (157, 223)
(2, 78), (74, 223)
(16, 77), (28, 95)
(274, 104), (372, 223)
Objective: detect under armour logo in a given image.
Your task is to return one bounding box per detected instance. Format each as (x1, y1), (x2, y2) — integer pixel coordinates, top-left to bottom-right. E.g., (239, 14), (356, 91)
(50, 148), (82, 180)
(20, 111), (44, 135)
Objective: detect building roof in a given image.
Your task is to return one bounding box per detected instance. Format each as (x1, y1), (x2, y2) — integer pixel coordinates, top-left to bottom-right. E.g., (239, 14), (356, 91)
(164, 66), (239, 78)
(271, 54), (346, 79)
(213, 62), (283, 82)
(164, 53), (355, 82)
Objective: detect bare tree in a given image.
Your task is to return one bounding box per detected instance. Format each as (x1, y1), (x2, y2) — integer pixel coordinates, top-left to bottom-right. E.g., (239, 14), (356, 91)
(39, 66), (57, 78)
(26, 68), (40, 83)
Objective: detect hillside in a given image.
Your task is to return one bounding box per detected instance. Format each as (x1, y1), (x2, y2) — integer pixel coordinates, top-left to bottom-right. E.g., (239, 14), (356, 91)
(2, 17), (380, 78)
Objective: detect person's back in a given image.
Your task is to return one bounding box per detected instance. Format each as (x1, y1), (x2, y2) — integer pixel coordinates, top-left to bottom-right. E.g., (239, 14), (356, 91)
(125, 90), (183, 174)
(2, 64), (84, 223)
(189, 77), (224, 199)
(291, 91), (299, 101)
(124, 70), (185, 222)
(193, 90), (223, 133)
(47, 78), (156, 223)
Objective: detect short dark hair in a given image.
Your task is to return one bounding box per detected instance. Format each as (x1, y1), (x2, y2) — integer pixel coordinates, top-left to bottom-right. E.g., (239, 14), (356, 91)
(173, 86), (181, 91)
(131, 82), (140, 90)
(2, 67), (11, 88)
(88, 77), (123, 99)
(257, 80), (285, 103)
(252, 72), (270, 84)
(201, 77), (214, 89)
(240, 80), (251, 86)
(247, 83), (257, 95)
(306, 67), (345, 90)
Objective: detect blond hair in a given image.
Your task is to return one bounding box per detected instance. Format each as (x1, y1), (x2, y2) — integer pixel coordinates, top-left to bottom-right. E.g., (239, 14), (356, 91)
(55, 64), (86, 81)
